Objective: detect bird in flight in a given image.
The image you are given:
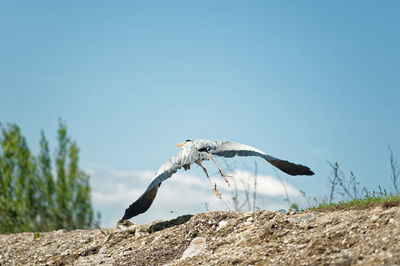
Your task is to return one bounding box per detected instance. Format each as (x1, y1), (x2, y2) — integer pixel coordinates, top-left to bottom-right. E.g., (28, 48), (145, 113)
(121, 139), (314, 220)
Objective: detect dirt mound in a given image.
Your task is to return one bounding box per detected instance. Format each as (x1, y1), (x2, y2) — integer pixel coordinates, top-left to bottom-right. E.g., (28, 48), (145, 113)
(1, 206), (400, 265)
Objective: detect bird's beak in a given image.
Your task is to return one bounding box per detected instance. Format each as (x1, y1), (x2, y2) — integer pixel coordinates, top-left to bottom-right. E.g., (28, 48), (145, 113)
(176, 142), (185, 147)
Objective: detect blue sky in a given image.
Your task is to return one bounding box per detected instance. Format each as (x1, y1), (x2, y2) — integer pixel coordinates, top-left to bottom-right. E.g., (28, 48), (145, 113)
(1, 1), (399, 226)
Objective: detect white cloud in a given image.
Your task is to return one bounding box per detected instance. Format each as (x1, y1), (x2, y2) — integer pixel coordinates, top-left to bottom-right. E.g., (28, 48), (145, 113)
(223, 169), (301, 197)
(86, 164), (307, 227)
(92, 183), (144, 205)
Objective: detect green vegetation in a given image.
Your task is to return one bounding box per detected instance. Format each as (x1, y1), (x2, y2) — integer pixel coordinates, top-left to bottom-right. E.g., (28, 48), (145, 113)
(224, 145), (400, 214)
(310, 195), (400, 212)
(218, 147), (400, 214)
(0, 120), (99, 233)
(302, 146), (400, 212)
(34, 231), (40, 238)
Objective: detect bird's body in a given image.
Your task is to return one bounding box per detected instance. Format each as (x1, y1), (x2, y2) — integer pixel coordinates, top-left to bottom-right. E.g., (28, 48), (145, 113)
(122, 139), (314, 220)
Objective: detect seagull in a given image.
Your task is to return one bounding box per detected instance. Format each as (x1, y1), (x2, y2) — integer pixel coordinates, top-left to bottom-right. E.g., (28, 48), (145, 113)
(122, 139), (314, 220)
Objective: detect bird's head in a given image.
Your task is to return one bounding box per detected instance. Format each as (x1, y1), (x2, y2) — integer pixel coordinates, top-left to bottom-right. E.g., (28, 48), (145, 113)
(176, 139), (192, 147)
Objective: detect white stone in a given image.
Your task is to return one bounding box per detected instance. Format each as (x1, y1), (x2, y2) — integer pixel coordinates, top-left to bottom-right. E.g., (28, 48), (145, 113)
(181, 237), (207, 259)
(217, 220), (228, 231)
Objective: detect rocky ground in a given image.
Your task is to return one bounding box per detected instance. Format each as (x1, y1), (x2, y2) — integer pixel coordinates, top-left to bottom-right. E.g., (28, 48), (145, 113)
(1, 205), (400, 265)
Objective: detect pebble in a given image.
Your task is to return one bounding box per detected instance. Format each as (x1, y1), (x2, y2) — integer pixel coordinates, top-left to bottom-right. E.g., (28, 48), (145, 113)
(181, 237), (207, 259)
(217, 220), (228, 231)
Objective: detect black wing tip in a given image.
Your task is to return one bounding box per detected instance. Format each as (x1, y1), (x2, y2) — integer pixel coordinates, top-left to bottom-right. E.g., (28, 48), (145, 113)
(121, 209), (139, 220)
(121, 204), (142, 220)
(287, 166), (315, 176)
(268, 159), (315, 176)
(121, 185), (160, 220)
(302, 168), (315, 176)
(293, 164), (314, 176)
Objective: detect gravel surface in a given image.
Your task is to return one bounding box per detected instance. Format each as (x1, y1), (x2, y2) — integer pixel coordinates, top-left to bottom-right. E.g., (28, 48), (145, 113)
(1, 206), (400, 265)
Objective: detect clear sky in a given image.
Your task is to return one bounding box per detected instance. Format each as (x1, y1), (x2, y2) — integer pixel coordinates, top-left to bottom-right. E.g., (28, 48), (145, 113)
(1, 1), (399, 227)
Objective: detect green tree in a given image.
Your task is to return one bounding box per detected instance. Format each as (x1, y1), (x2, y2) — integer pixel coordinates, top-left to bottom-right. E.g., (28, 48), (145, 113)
(69, 141), (94, 229)
(55, 120), (71, 229)
(37, 130), (56, 230)
(0, 121), (99, 233)
(0, 124), (39, 232)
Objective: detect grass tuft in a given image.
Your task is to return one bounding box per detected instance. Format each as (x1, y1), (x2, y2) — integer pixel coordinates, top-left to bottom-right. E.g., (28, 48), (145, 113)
(309, 195), (400, 212)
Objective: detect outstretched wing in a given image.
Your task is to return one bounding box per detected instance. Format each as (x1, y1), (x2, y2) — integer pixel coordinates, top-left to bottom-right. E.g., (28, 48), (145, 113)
(211, 141), (314, 176)
(122, 149), (195, 220)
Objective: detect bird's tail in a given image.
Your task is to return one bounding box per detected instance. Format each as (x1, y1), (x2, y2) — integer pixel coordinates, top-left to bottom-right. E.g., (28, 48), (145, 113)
(122, 184), (160, 220)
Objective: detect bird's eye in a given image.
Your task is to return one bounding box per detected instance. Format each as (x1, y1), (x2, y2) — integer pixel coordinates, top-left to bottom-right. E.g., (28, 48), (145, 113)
(207, 146), (211, 151)
(197, 147), (208, 152)
(185, 139), (192, 142)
